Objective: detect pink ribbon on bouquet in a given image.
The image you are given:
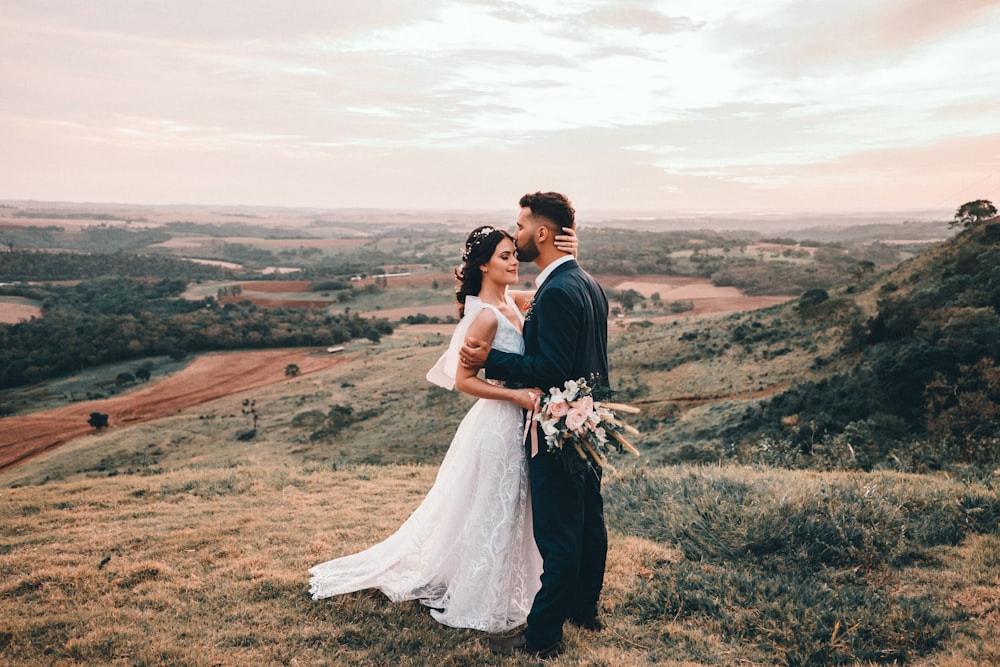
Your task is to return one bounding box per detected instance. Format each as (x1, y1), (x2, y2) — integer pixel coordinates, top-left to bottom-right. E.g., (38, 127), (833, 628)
(523, 394), (541, 458)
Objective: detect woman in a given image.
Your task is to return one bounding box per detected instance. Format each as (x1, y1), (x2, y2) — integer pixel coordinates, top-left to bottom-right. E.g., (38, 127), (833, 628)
(308, 225), (577, 632)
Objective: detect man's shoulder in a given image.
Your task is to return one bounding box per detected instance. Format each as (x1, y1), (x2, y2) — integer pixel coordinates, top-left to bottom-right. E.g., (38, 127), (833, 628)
(538, 268), (603, 308)
(550, 263), (602, 290)
(545, 259), (585, 283)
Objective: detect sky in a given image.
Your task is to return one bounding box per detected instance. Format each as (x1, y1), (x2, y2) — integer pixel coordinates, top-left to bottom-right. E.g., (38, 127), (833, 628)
(3, 0), (1000, 216)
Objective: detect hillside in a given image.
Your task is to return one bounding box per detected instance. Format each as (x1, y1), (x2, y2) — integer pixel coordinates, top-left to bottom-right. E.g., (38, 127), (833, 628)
(3, 219), (998, 480)
(3, 213), (1000, 665)
(622, 217), (1000, 472)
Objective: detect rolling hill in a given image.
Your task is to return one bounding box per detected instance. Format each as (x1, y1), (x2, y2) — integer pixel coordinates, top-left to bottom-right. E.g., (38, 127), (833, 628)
(2, 215), (999, 666)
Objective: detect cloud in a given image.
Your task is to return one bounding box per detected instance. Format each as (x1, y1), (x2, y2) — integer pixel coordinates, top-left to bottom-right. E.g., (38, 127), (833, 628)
(580, 4), (698, 36)
(1, 1), (432, 41)
(818, 0), (998, 54)
(723, 0), (1000, 67)
(2, 0), (999, 213)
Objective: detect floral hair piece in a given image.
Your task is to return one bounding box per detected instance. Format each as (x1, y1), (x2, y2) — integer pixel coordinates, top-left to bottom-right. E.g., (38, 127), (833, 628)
(461, 226), (501, 263)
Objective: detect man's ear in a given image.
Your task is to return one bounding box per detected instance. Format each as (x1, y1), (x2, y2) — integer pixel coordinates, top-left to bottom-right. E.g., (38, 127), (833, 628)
(535, 223), (551, 244)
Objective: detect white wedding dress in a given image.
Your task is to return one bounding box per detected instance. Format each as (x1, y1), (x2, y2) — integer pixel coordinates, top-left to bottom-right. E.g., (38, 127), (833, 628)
(308, 295), (542, 632)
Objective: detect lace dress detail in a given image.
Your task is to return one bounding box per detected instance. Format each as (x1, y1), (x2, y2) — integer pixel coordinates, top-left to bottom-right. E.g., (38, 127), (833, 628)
(308, 297), (542, 632)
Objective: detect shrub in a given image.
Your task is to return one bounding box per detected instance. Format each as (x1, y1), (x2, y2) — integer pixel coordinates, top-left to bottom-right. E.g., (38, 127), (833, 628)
(604, 466), (990, 666)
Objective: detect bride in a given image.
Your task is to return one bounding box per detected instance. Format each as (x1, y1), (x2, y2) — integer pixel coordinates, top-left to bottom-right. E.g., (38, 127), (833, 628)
(308, 224), (576, 632)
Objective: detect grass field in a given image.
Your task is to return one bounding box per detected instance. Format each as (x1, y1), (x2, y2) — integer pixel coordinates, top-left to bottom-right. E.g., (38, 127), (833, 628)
(3, 241), (999, 665)
(2, 463), (998, 666)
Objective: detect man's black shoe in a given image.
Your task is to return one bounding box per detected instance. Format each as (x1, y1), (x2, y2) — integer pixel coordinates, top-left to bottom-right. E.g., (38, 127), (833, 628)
(480, 632), (562, 659)
(569, 616), (605, 632)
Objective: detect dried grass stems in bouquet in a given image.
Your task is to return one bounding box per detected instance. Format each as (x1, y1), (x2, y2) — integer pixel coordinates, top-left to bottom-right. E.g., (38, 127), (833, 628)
(530, 375), (640, 472)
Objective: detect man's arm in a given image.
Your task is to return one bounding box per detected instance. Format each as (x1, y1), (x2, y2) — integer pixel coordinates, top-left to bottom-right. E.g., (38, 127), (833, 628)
(454, 310), (541, 410)
(484, 285), (580, 389)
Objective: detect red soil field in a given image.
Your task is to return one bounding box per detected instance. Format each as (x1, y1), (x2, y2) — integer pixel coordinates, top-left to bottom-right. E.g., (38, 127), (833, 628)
(152, 237), (368, 249)
(221, 297), (330, 309)
(0, 349), (351, 472)
(359, 303), (459, 321)
(239, 280), (313, 293)
(0, 303), (42, 324)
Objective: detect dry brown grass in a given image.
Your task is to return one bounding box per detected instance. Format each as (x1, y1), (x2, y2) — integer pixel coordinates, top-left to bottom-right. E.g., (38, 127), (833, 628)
(0, 464), (682, 666)
(3, 463), (999, 666)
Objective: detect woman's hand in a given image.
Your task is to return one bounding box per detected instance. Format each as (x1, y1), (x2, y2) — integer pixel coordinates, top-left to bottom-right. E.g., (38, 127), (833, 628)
(511, 387), (542, 411)
(554, 226), (579, 259)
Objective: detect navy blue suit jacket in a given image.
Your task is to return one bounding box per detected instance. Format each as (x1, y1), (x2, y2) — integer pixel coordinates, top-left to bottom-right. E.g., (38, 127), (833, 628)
(486, 259), (609, 392)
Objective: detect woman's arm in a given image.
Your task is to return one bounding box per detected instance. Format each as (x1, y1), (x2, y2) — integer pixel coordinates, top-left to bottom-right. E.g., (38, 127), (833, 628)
(454, 309), (539, 410)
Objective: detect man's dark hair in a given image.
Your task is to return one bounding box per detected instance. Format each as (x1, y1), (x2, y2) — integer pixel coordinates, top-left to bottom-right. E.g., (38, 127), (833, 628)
(520, 191), (575, 231)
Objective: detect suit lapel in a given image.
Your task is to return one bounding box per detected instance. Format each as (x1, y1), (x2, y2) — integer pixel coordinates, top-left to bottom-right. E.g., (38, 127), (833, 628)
(524, 260), (577, 353)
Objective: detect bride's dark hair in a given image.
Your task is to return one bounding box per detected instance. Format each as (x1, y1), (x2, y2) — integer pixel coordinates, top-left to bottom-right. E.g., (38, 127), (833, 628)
(454, 225), (513, 317)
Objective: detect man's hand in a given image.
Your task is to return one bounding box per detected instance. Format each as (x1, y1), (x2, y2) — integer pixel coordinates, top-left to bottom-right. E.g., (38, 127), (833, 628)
(460, 336), (491, 370)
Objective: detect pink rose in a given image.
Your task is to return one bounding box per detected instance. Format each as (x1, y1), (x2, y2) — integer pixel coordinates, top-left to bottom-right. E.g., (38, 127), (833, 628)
(547, 401), (569, 418)
(565, 406), (589, 432)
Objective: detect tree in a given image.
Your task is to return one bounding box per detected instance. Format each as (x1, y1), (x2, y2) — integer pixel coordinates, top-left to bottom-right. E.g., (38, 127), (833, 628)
(798, 288), (829, 309)
(951, 199), (997, 230)
(851, 260), (876, 282)
(617, 288), (645, 313)
(924, 357), (1000, 465)
(239, 398), (258, 440)
(88, 412), (109, 430)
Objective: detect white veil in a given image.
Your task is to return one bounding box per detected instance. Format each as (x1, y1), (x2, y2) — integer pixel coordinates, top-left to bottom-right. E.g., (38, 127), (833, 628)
(426, 296), (488, 390)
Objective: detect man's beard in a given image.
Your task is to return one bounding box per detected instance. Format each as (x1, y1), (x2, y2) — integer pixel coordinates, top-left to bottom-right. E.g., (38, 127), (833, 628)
(515, 237), (539, 262)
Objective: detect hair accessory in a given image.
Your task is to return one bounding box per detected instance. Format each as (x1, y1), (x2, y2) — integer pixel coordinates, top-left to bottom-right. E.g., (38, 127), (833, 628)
(461, 226), (500, 263)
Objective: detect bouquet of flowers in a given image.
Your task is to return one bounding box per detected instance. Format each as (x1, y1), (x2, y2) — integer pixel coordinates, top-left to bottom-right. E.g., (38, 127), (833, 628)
(532, 376), (640, 471)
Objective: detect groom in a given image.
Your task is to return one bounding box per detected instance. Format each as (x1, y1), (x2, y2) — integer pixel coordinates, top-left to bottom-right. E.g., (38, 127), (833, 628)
(461, 191), (610, 658)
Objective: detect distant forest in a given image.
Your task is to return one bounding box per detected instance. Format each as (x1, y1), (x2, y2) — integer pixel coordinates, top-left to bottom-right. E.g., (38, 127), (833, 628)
(0, 277), (392, 392)
(0, 249), (229, 281)
(2, 221), (919, 295)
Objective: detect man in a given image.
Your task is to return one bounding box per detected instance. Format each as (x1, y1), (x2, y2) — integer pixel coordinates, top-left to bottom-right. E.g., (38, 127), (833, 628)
(461, 191), (610, 659)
